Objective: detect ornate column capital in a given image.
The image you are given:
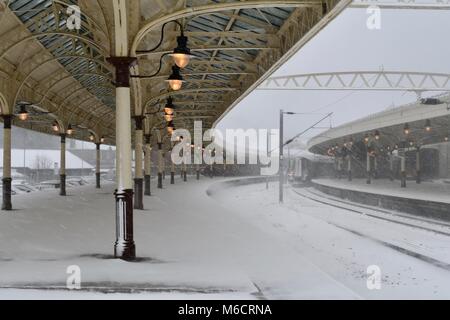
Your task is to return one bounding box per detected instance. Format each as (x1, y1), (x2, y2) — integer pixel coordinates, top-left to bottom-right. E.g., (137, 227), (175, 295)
(133, 115), (145, 130)
(106, 57), (137, 87)
(144, 134), (152, 145)
(1, 114), (12, 129)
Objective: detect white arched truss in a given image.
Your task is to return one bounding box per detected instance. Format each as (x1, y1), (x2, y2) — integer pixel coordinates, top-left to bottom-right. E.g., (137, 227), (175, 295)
(257, 71), (450, 92)
(144, 88), (238, 112)
(131, 0), (325, 52)
(0, 91), (9, 115)
(349, 0), (450, 10)
(135, 0), (351, 127)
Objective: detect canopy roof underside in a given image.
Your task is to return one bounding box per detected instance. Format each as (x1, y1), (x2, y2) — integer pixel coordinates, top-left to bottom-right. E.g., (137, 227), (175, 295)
(0, 0), (348, 147)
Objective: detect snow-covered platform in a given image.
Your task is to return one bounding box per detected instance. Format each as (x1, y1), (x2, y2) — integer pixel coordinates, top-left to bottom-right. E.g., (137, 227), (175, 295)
(212, 180), (450, 299)
(312, 178), (450, 222)
(0, 177), (360, 299)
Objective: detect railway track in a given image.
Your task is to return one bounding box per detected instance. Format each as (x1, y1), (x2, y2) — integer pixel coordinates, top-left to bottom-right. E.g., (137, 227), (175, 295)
(292, 187), (450, 236)
(305, 187), (450, 228)
(291, 187), (450, 271)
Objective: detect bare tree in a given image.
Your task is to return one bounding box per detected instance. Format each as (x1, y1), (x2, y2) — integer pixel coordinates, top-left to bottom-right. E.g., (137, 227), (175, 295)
(33, 155), (53, 170)
(33, 155), (54, 183)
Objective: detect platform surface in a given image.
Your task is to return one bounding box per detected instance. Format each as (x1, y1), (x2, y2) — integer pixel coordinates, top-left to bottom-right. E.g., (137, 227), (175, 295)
(0, 177), (360, 300)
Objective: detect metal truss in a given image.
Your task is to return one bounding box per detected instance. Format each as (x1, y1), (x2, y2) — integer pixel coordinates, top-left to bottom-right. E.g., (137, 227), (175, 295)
(138, 0), (349, 127)
(257, 71), (450, 92)
(349, 0), (450, 10)
(0, 0), (349, 142)
(0, 0), (114, 140)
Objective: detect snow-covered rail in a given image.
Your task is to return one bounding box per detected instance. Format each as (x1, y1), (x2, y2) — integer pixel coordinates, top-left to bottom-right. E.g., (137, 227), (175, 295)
(292, 187), (450, 236)
(311, 180), (450, 222)
(291, 187), (450, 271)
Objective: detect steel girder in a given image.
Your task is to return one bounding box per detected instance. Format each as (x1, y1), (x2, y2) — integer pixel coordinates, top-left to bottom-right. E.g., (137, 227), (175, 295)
(0, 0), (350, 144)
(133, 0), (349, 134)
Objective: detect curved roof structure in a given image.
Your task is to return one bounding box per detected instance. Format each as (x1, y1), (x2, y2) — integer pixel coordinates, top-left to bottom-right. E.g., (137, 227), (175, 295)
(0, 0), (350, 146)
(308, 94), (450, 154)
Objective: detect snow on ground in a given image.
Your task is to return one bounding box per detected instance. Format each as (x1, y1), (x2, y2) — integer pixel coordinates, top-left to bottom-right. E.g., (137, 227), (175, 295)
(0, 176), (358, 300)
(313, 178), (450, 204)
(209, 181), (450, 299)
(0, 289), (254, 300)
(1, 175), (449, 299)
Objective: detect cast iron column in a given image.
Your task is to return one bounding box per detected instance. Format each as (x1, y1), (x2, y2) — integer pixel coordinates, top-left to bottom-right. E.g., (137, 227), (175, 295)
(389, 152), (394, 181)
(2, 115), (12, 210)
(401, 154), (407, 188)
(161, 150), (166, 180)
(170, 154), (175, 185)
(347, 155), (352, 181)
(96, 142), (101, 189)
(144, 135), (151, 196)
(373, 156), (378, 179)
(366, 151), (371, 184)
(337, 158), (342, 179)
(162, 154), (166, 180)
(157, 142), (163, 189)
(133, 116), (144, 210)
(107, 56), (136, 260)
(416, 147), (421, 184)
(223, 151), (226, 177)
(60, 133), (66, 196)
(279, 110), (284, 203)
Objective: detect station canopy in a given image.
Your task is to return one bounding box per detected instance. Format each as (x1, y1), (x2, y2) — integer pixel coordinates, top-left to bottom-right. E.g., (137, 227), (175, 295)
(0, 0), (349, 145)
(308, 94), (450, 155)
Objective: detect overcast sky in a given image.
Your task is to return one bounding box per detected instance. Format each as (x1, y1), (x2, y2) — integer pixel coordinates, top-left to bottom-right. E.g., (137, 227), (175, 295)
(216, 6), (450, 145)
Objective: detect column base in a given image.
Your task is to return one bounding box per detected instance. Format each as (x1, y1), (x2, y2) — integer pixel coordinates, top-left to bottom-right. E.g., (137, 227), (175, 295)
(366, 171), (371, 184)
(348, 170), (352, 181)
(114, 189), (136, 261)
(96, 172), (101, 189)
(196, 171), (200, 180)
(157, 173), (163, 189)
(183, 171), (187, 182)
(114, 240), (136, 261)
(144, 175), (151, 196)
(2, 177), (12, 211)
(401, 172), (407, 188)
(170, 172), (175, 184)
(60, 174), (66, 196)
(134, 178), (144, 210)
(416, 171), (421, 184)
